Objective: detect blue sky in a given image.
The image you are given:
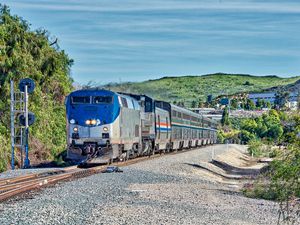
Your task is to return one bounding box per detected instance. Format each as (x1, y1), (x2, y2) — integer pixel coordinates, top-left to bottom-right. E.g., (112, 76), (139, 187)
(3, 0), (300, 84)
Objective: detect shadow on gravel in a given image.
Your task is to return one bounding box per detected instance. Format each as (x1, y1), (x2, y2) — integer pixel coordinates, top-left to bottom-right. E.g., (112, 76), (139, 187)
(184, 163), (246, 179)
(211, 160), (269, 176)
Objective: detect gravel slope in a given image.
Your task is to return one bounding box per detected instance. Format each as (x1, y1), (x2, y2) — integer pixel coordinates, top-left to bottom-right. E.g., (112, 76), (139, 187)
(0, 145), (278, 225)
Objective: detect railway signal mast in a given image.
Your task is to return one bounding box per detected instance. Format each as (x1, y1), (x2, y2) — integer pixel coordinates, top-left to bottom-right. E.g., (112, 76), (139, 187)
(10, 78), (35, 169)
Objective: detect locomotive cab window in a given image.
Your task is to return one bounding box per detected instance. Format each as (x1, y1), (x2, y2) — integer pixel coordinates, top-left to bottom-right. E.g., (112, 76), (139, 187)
(93, 96), (113, 104)
(71, 96), (90, 104)
(121, 97), (128, 108)
(145, 100), (152, 112)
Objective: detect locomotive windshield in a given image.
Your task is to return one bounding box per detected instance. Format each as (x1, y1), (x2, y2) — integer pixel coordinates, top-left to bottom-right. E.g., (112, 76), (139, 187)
(93, 96), (113, 104)
(71, 96), (91, 104)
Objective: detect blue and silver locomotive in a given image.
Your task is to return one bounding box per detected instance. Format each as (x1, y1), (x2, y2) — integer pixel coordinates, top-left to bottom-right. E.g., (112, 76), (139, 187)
(65, 89), (218, 163)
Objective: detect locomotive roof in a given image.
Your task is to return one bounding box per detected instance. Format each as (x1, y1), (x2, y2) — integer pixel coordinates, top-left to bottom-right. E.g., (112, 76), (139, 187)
(69, 89), (116, 96)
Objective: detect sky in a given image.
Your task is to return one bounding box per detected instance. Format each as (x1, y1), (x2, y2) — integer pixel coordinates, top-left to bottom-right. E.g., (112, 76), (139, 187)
(3, 0), (300, 84)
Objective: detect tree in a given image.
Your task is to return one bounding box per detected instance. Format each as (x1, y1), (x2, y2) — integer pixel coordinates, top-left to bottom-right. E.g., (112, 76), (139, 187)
(241, 118), (258, 133)
(198, 99), (204, 108)
(274, 90), (289, 109)
(230, 99), (238, 109)
(0, 5), (73, 171)
(265, 101), (271, 109)
(297, 91), (300, 111)
(267, 125), (283, 141)
(191, 100), (197, 108)
(221, 106), (230, 126)
(240, 130), (256, 143)
(256, 98), (263, 108)
(245, 99), (255, 110)
(207, 95), (213, 104)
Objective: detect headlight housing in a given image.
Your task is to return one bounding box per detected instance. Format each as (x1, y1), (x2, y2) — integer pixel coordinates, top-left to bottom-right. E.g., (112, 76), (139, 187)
(103, 126), (109, 132)
(70, 119), (76, 124)
(85, 119), (98, 126)
(73, 127), (78, 132)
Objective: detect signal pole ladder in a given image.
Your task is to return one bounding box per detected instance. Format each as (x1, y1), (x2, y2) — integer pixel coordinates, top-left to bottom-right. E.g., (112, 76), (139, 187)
(10, 79), (32, 169)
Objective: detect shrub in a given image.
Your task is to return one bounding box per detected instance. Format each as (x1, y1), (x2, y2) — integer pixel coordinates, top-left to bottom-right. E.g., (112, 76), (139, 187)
(248, 139), (263, 157)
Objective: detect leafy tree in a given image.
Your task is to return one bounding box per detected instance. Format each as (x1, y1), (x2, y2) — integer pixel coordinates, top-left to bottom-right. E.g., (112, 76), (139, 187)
(274, 90), (289, 108)
(191, 100), (197, 108)
(241, 118), (258, 133)
(240, 130), (256, 143)
(297, 91), (300, 111)
(255, 117), (268, 138)
(256, 98), (263, 108)
(206, 95), (213, 104)
(230, 98), (238, 109)
(0, 5), (73, 171)
(265, 101), (271, 108)
(245, 99), (255, 110)
(197, 99), (204, 108)
(221, 106), (230, 126)
(267, 125), (283, 141)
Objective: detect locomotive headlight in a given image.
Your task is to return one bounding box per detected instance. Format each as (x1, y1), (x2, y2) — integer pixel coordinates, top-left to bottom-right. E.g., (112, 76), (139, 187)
(85, 120), (91, 125)
(70, 119), (76, 124)
(73, 127), (78, 132)
(91, 119), (97, 125)
(103, 126), (109, 132)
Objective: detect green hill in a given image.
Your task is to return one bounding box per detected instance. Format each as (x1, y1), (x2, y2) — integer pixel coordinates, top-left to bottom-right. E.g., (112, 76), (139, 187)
(105, 73), (300, 106)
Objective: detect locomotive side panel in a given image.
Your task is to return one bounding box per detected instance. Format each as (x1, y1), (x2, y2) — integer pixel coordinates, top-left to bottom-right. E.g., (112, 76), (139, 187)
(118, 95), (141, 151)
(155, 107), (171, 150)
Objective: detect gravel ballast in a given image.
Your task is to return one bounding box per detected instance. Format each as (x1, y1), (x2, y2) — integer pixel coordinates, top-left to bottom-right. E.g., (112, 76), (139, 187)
(0, 144), (279, 225)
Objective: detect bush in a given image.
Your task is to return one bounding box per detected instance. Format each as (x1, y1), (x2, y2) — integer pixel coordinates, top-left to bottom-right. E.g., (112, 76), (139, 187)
(240, 130), (256, 143)
(248, 139), (263, 157)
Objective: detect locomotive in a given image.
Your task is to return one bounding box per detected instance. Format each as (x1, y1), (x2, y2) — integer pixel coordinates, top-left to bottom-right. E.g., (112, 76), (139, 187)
(65, 89), (218, 163)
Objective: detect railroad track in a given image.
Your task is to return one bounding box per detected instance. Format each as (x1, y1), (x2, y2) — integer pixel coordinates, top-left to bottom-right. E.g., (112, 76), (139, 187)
(0, 153), (164, 202)
(0, 146), (209, 203)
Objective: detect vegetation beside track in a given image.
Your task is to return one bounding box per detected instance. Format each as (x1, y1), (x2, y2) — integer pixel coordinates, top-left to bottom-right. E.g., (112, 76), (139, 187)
(0, 5), (73, 171)
(219, 110), (300, 223)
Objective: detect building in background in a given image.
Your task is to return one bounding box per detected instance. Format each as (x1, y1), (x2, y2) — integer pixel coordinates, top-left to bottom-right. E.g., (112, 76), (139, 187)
(248, 92), (298, 110)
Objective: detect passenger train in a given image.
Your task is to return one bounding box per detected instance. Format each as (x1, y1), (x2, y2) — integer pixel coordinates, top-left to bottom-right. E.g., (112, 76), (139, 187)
(65, 89), (218, 163)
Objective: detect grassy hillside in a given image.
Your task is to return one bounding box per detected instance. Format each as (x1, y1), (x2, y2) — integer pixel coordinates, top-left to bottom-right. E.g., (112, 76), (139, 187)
(105, 73), (300, 106)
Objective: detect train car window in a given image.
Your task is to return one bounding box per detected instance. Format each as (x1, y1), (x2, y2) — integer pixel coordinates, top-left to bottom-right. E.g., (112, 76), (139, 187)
(132, 100), (140, 110)
(93, 96), (113, 104)
(172, 110), (177, 117)
(126, 98), (134, 109)
(145, 100), (152, 112)
(177, 112), (182, 118)
(71, 96), (90, 104)
(121, 97), (128, 108)
(183, 114), (190, 120)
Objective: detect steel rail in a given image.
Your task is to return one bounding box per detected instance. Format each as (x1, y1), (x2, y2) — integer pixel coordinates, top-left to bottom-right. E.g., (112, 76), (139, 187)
(0, 166), (78, 186)
(0, 145), (210, 202)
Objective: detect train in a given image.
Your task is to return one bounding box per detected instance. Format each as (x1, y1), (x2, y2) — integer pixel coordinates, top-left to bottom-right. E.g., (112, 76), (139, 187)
(65, 89), (218, 163)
